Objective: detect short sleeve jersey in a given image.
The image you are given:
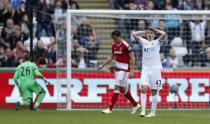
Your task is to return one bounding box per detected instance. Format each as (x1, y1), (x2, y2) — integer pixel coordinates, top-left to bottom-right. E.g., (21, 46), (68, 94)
(139, 37), (162, 70)
(112, 40), (132, 71)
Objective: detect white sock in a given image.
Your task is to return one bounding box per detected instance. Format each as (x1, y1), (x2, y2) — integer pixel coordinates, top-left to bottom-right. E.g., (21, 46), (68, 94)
(20, 100), (23, 106)
(151, 95), (158, 114)
(141, 93), (146, 112)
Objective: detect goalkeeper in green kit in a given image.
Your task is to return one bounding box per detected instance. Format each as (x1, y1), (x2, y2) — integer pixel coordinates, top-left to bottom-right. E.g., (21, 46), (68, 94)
(13, 51), (50, 111)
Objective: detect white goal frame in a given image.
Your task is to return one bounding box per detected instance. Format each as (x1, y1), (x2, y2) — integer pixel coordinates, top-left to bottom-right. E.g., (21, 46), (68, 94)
(66, 10), (210, 110)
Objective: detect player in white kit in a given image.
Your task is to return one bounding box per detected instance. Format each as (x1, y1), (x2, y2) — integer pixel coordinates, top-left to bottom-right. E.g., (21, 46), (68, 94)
(132, 28), (166, 117)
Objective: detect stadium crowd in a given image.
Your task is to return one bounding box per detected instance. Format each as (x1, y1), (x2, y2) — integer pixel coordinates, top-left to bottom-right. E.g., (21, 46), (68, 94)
(0, 0), (99, 68)
(0, 0), (209, 68)
(112, 0), (210, 68)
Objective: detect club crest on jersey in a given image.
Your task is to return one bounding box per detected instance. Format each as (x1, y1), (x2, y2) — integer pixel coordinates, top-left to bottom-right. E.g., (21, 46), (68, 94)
(144, 47), (155, 53)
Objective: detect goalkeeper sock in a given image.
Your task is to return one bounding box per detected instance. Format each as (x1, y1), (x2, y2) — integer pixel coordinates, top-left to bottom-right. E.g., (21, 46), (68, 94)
(124, 90), (137, 107)
(109, 92), (119, 111)
(34, 91), (46, 108)
(141, 93), (146, 112)
(151, 95), (158, 113)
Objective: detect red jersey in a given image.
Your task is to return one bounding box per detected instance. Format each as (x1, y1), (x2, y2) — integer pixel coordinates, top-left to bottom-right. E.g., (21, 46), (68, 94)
(112, 40), (132, 72)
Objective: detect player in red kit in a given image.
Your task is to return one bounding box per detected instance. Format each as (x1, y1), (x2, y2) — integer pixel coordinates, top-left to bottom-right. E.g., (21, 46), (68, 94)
(97, 30), (141, 114)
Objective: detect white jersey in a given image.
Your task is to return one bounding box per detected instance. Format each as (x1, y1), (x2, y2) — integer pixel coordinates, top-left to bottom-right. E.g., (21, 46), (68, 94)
(139, 37), (162, 70)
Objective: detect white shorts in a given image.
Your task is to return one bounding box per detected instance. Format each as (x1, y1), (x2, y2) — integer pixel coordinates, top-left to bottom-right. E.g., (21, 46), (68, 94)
(115, 71), (129, 87)
(141, 69), (162, 90)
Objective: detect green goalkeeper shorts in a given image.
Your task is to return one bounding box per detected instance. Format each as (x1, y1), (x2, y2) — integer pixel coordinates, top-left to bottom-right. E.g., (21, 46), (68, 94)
(20, 81), (44, 100)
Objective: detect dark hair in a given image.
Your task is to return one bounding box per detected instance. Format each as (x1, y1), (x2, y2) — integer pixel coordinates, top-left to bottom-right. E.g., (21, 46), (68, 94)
(111, 30), (121, 37)
(23, 51), (31, 61)
(69, 0), (80, 9)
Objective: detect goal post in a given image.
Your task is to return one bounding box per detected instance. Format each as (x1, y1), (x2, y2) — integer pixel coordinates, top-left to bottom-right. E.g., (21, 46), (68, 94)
(56, 10), (210, 110)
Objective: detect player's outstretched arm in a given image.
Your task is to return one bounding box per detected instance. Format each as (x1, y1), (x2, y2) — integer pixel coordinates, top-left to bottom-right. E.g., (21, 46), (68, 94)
(131, 30), (146, 44)
(97, 54), (114, 70)
(149, 27), (166, 41)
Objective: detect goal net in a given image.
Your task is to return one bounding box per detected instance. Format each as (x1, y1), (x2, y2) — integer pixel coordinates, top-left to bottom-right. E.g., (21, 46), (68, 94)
(56, 10), (210, 110)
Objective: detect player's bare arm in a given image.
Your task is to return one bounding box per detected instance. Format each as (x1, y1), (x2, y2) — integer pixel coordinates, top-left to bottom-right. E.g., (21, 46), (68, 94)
(149, 27), (166, 41)
(97, 54), (114, 70)
(131, 30), (147, 43)
(129, 51), (135, 78)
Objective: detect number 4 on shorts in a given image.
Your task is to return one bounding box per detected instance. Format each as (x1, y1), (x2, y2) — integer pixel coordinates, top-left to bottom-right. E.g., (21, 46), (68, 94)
(156, 80), (161, 87)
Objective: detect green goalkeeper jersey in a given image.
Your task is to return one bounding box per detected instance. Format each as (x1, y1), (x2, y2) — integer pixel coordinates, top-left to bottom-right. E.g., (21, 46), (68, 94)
(14, 61), (43, 84)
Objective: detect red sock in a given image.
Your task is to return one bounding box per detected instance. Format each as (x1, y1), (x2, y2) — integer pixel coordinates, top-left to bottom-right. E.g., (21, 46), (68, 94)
(109, 92), (119, 110)
(124, 91), (137, 107)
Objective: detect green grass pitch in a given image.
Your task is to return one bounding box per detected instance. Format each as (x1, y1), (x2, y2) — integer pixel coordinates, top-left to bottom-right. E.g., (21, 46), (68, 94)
(1, 110), (210, 124)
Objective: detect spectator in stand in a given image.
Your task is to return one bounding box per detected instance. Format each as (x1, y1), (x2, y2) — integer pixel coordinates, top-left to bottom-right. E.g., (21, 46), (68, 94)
(134, 0), (148, 10)
(165, 0), (179, 9)
(0, 1), (3, 10)
(154, 0), (165, 10)
(54, 0), (66, 23)
(13, 1), (27, 25)
(147, 0), (155, 10)
(167, 48), (184, 68)
(128, 1), (138, 10)
(113, 0), (131, 10)
(86, 35), (99, 68)
(159, 19), (168, 34)
(33, 40), (49, 66)
(71, 37), (88, 68)
(159, 19), (171, 57)
(69, 0), (84, 38)
(189, 19), (206, 55)
(160, 52), (170, 68)
(68, 0), (80, 9)
(182, 20), (191, 52)
(197, 41), (209, 67)
(0, 26), (9, 48)
(2, 18), (15, 41)
(20, 14), (30, 36)
(204, 47), (210, 66)
(77, 18), (97, 48)
(113, 0), (124, 9)
(56, 54), (66, 67)
(36, 0), (54, 40)
(193, 0), (206, 10)
(165, 3), (181, 42)
(55, 17), (66, 59)
(11, 0), (22, 11)
(13, 41), (27, 63)
(71, 15), (85, 31)
(147, 0), (159, 28)
(48, 37), (56, 64)
(0, 1), (14, 25)
(4, 48), (19, 67)
(8, 25), (28, 50)
(0, 45), (6, 67)
(56, 0), (80, 10)
(206, 20), (210, 46)
(179, 0), (195, 10)
(55, 0), (68, 10)
(195, 46), (210, 67)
